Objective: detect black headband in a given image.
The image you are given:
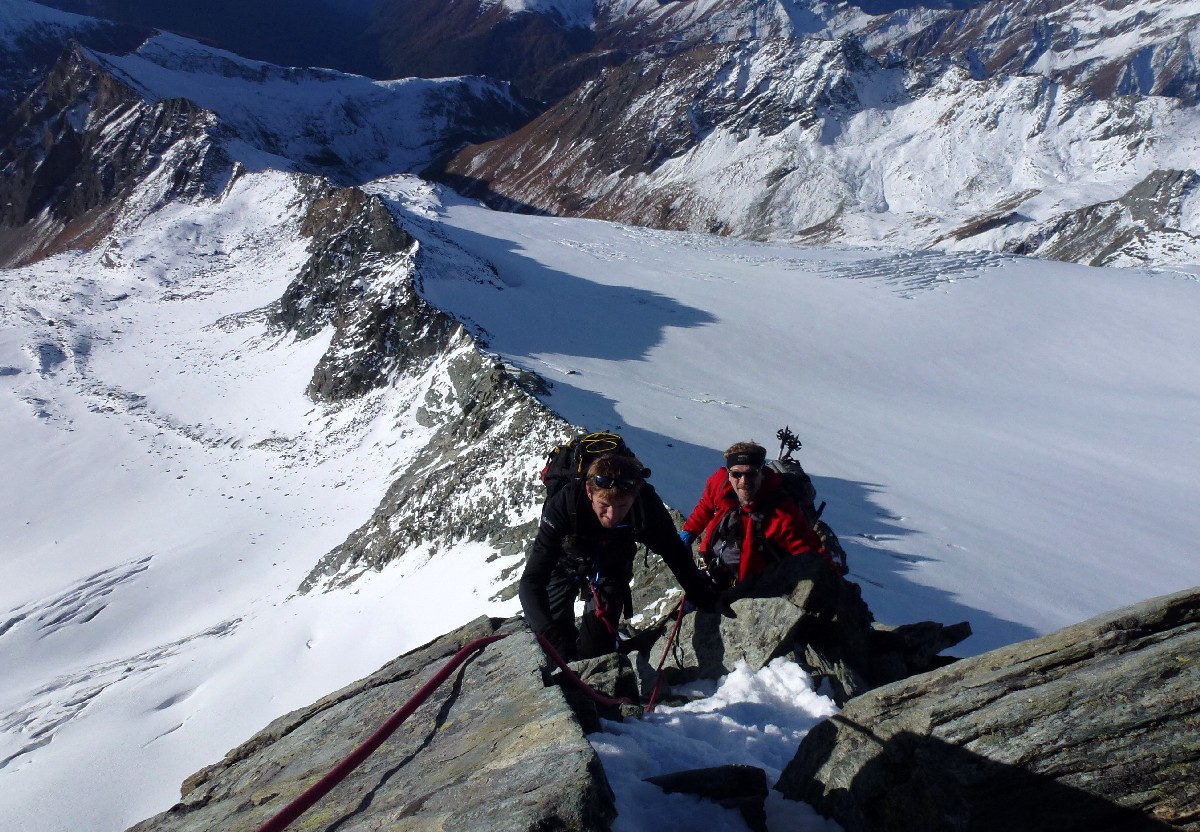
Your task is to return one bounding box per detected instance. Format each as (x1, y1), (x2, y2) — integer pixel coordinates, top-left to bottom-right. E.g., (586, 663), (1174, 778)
(725, 448), (766, 468)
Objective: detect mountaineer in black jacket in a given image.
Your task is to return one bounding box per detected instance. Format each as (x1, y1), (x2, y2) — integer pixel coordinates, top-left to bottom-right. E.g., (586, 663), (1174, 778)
(519, 453), (718, 661)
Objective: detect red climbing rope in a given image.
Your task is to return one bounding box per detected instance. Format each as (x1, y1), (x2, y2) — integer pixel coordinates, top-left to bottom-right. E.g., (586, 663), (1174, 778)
(254, 633), (508, 832)
(645, 599), (687, 712)
(588, 581), (623, 646)
(253, 627), (640, 832)
(534, 631), (633, 709)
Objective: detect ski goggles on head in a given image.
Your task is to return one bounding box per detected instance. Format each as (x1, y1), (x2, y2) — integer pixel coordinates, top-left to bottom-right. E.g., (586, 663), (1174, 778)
(589, 474), (640, 493)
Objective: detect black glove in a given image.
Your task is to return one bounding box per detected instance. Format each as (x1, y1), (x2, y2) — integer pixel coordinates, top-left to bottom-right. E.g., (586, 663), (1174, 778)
(684, 576), (719, 614)
(539, 620), (576, 660)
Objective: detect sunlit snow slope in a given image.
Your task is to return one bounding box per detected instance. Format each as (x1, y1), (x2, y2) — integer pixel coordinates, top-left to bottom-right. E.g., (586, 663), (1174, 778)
(398, 178), (1200, 651)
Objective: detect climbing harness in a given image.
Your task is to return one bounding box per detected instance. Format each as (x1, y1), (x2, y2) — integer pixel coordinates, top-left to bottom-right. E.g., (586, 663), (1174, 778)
(588, 573), (624, 651)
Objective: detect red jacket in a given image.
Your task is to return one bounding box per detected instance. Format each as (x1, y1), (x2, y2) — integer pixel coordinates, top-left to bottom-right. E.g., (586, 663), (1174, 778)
(683, 467), (835, 581)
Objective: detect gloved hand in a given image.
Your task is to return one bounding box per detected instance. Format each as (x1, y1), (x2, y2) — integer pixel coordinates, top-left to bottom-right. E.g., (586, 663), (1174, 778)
(538, 621), (575, 661)
(684, 577), (719, 614)
(679, 528), (695, 548)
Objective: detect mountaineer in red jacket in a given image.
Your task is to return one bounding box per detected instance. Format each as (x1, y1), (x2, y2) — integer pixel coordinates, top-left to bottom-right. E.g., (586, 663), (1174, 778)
(681, 441), (838, 586)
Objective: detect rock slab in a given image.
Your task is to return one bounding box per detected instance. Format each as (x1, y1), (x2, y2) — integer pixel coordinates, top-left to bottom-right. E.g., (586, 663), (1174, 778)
(127, 616), (615, 832)
(777, 587), (1200, 831)
(638, 555), (969, 705)
(646, 765), (769, 832)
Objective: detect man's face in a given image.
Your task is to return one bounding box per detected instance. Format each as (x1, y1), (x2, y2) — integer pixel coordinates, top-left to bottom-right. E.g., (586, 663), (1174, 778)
(728, 465), (762, 505)
(587, 486), (636, 528)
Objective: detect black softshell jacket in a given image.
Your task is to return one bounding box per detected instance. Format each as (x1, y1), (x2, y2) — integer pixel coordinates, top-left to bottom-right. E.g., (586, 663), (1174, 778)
(518, 479), (713, 635)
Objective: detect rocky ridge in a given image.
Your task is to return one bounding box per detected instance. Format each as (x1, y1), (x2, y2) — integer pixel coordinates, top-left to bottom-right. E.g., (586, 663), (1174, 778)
(778, 585), (1200, 831)
(126, 616), (617, 832)
(254, 181), (570, 592)
(126, 577), (1200, 832)
(0, 43), (231, 267)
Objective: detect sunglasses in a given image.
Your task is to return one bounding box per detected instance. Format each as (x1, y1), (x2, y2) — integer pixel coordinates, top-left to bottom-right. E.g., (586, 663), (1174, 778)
(589, 475), (640, 492)
(728, 467), (761, 480)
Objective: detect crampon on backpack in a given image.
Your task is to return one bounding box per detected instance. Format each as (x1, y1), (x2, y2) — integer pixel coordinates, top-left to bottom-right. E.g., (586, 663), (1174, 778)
(540, 430), (639, 500)
(767, 426), (849, 575)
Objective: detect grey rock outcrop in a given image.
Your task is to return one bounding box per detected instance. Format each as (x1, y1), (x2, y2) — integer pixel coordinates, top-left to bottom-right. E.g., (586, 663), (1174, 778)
(127, 616), (616, 832)
(298, 328), (567, 589)
(646, 765), (769, 832)
(777, 586), (1200, 832)
(636, 555), (970, 706)
(269, 181), (426, 401)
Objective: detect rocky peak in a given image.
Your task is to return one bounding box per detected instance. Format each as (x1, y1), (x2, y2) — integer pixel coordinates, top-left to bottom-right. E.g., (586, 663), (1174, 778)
(0, 42), (229, 267)
(260, 180), (568, 591)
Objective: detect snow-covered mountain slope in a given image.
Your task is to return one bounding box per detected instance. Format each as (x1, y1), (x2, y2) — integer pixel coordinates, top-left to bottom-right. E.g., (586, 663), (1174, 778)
(4, 167), (1200, 830)
(0, 28), (531, 267)
(0, 0), (148, 117)
(0, 166), (549, 830)
(4, 152), (1200, 828)
(88, 33), (532, 184)
(860, 0), (1200, 100)
(441, 31), (1200, 266)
